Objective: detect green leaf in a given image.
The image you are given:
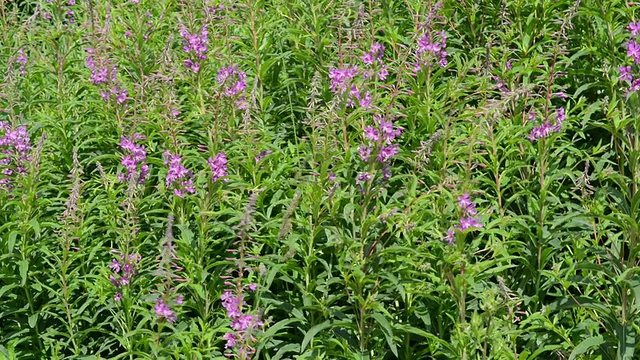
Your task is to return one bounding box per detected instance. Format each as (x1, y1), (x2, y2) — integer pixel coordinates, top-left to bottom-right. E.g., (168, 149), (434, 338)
(18, 259), (28, 286)
(27, 314), (38, 329)
(29, 218), (40, 238)
(7, 231), (17, 254)
(617, 324), (635, 360)
(569, 335), (604, 360)
(370, 312), (398, 357)
(301, 320), (333, 353)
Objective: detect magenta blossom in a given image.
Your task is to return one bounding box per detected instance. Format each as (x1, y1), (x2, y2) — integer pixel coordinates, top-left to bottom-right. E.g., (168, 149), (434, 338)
(155, 298), (177, 323)
(208, 152), (229, 182)
(163, 151), (195, 197)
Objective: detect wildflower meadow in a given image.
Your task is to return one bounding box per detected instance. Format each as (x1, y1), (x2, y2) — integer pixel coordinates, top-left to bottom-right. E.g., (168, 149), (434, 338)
(2, 0), (640, 358)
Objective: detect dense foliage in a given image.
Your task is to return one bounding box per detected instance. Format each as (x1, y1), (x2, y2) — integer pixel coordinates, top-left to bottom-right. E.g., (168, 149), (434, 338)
(2, 0), (640, 358)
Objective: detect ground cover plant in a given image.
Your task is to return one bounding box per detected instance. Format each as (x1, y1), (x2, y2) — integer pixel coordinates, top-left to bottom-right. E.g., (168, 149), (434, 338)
(3, 0), (640, 358)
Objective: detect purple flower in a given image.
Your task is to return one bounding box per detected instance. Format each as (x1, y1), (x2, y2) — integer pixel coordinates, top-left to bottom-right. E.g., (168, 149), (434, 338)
(381, 165), (392, 182)
(355, 114), (403, 182)
(109, 258), (121, 273)
(114, 293), (122, 302)
(378, 119), (396, 143)
(444, 192), (483, 244)
(444, 228), (455, 244)
(361, 42), (385, 65)
(457, 193), (473, 210)
(378, 144), (399, 163)
(630, 21), (640, 36)
(358, 145), (372, 162)
(328, 66), (359, 94)
(223, 332), (239, 348)
(15, 49), (27, 75)
(0, 123), (32, 192)
(356, 172), (372, 185)
(528, 108), (566, 141)
(528, 122), (554, 141)
(217, 65), (247, 97)
(554, 108), (566, 130)
(631, 78), (640, 93)
(628, 39), (640, 64)
(361, 52), (375, 65)
(108, 251), (141, 291)
(254, 150), (272, 163)
(117, 135), (148, 184)
(222, 290), (243, 318)
(416, 30), (448, 69)
(364, 126), (379, 141)
(114, 87), (128, 104)
(378, 65), (388, 81)
(358, 92), (372, 108)
(621, 66), (633, 82)
(180, 25), (209, 73)
(458, 216), (483, 231)
(155, 298), (177, 323)
(492, 76), (509, 94)
(208, 152), (229, 182)
(232, 314), (262, 331)
(163, 151), (195, 197)
(221, 286), (263, 357)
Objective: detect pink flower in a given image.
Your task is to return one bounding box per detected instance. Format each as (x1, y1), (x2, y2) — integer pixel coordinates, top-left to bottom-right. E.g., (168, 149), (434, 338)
(155, 298), (177, 323)
(630, 22), (640, 36)
(620, 66), (633, 82)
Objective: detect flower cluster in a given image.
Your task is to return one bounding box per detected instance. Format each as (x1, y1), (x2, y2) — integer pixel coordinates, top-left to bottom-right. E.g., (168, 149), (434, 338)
(221, 287), (263, 358)
(217, 65), (248, 102)
(15, 49), (27, 76)
(180, 25), (209, 73)
(0, 122), (31, 192)
(414, 30), (448, 70)
(102, 86), (128, 104)
(356, 114), (403, 184)
(329, 42), (390, 109)
(118, 134), (149, 184)
(86, 48), (116, 85)
(328, 66), (359, 94)
(444, 193), (483, 244)
(360, 122), (401, 174)
(154, 297), (183, 323)
(208, 152), (228, 182)
(85, 48), (128, 105)
(527, 108), (566, 142)
(356, 172), (372, 185)
(412, 2), (448, 72)
(109, 251), (142, 301)
(163, 151), (195, 197)
(621, 22), (640, 93)
(217, 65), (248, 109)
(361, 42), (385, 66)
(52, 0), (76, 24)
(347, 85), (372, 109)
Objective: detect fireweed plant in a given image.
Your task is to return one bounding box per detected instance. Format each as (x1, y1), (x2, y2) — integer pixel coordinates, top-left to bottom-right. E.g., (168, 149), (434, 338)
(2, 0), (640, 359)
